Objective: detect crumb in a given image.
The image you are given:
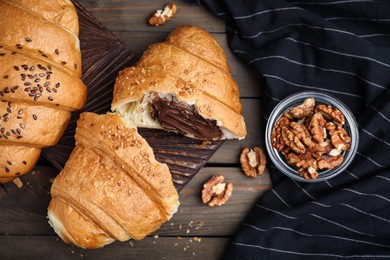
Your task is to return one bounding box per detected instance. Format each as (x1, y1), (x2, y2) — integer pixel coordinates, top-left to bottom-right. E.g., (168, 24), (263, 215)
(12, 177), (23, 188)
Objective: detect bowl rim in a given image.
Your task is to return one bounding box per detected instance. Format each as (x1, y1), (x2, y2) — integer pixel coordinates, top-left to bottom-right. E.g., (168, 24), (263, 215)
(265, 91), (359, 183)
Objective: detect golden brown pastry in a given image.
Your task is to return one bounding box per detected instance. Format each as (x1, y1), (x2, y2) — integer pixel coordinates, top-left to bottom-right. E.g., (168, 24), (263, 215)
(0, 0), (87, 183)
(48, 112), (180, 249)
(112, 25), (246, 140)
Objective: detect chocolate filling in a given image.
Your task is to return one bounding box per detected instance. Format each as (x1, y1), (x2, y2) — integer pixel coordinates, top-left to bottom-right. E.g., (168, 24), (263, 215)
(151, 97), (222, 139)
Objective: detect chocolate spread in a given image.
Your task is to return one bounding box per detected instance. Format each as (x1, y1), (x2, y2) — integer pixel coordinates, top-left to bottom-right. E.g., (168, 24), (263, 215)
(151, 97), (222, 139)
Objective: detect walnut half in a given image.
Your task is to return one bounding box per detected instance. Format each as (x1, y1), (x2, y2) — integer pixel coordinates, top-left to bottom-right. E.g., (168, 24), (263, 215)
(201, 175), (233, 207)
(240, 147), (267, 178)
(148, 3), (177, 26)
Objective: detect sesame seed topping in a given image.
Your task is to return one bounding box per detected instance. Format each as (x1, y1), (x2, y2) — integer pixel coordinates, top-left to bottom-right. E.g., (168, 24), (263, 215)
(25, 37), (32, 42)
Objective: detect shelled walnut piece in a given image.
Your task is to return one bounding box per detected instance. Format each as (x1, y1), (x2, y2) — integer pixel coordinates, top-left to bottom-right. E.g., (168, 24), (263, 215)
(201, 175), (233, 206)
(271, 98), (351, 180)
(240, 147), (267, 178)
(149, 3), (177, 26)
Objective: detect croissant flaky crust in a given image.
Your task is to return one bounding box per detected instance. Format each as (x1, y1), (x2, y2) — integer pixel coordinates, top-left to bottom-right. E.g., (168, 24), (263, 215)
(112, 25), (246, 140)
(0, 0), (87, 183)
(48, 112), (180, 249)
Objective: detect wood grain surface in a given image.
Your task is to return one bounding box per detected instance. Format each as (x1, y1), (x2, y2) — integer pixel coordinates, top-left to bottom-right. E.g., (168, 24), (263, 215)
(0, 0), (271, 259)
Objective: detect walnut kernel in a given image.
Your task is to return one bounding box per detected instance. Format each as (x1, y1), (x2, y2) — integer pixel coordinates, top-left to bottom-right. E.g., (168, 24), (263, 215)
(240, 147), (267, 178)
(201, 175), (233, 207)
(148, 3), (177, 26)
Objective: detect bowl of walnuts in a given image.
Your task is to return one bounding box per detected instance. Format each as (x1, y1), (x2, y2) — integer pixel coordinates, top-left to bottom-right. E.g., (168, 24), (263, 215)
(265, 91), (359, 182)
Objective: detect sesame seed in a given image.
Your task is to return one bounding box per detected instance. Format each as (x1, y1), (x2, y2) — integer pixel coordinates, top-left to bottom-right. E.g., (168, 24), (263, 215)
(34, 93), (42, 100)
(25, 37), (32, 42)
(61, 61), (66, 65)
(55, 49), (59, 55)
(14, 66), (19, 71)
(32, 114), (37, 120)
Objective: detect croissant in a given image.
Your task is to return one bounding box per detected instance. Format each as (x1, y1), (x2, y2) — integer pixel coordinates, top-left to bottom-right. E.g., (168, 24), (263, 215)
(112, 25), (246, 140)
(0, 0), (87, 183)
(48, 112), (179, 249)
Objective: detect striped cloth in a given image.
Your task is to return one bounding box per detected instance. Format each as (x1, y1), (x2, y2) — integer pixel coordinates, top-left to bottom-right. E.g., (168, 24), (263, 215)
(196, 0), (390, 259)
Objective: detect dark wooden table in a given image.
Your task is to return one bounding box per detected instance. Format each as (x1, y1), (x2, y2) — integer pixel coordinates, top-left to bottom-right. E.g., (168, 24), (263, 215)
(0, 1), (271, 259)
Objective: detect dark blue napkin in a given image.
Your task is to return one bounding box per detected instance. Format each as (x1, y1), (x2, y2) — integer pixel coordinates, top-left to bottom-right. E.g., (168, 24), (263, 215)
(196, 0), (390, 258)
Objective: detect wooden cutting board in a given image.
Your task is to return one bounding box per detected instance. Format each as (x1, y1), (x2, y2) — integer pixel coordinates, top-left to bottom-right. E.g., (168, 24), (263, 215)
(42, 1), (224, 191)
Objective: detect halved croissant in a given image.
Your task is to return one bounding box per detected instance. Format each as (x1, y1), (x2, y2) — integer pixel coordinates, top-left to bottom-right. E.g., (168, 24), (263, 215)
(112, 25), (246, 140)
(0, 0), (87, 183)
(48, 112), (179, 249)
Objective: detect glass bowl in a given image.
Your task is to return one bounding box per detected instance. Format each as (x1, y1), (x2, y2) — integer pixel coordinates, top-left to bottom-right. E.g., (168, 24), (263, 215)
(265, 91), (359, 183)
